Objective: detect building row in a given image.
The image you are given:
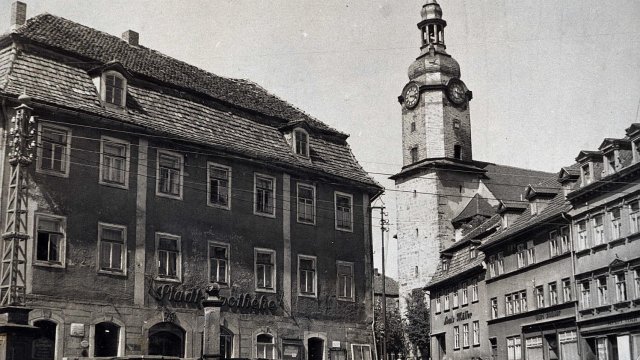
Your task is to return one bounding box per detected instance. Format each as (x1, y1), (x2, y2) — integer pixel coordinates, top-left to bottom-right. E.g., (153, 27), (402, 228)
(0, 2), (382, 359)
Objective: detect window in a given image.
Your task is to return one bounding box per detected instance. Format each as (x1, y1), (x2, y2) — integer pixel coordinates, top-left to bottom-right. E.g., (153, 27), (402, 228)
(507, 336), (522, 360)
(435, 294), (442, 313)
(596, 338), (608, 360)
(297, 183), (315, 224)
(100, 137), (129, 188)
(506, 290), (527, 315)
(577, 221), (588, 250)
(525, 336), (543, 360)
(471, 279), (479, 302)
(298, 255), (316, 297)
(454, 145), (462, 160)
(635, 269), (640, 299)
(549, 282), (558, 306)
(472, 321), (479, 346)
(103, 72), (126, 106)
(254, 174), (276, 217)
(256, 334), (275, 359)
(209, 242), (229, 285)
(562, 278), (572, 303)
(410, 147), (419, 163)
(582, 164), (592, 186)
(520, 290), (528, 312)
(606, 153), (616, 174)
(293, 129), (309, 158)
(452, 287), (459, 308)
(597, 277), (608, 305)
(98, 223), (126, 274)
(593, 215), (604, 245)
(609, 208), (621, 240)
(337, 262), (354, 300)
(461, 282), (468, 305)
(630, 201), (640, 234)
(37, 123), (71, 177)
(469, 246), (478, 260)
(536, 285), (544, 308)
(207, 163), (231, 209)
(35, 214), (65, 266)
(505, 294), (513, 315)
(496, 252), (504, 275)
(453, 326), (460, 350)
(444, 292), (450, 311)
(442, 258), (450, 271)
(560, 227), (570, 253)
(558, 331), (578, 360)
(517, 244), (526, 268)
(156, 150), (183, 199)
(335, 192), (353, 231)
(550, 231), (558, 257)
(526, 242), (535, 265)
(488, 255), (496, 277)
(615, 273), (627, 302)
(581, 281), (591, 309)
(490, 298), (498, 319)
(255, 249), (276, 292)
(352, 344), (372, 360)
(462, 323), (469, 347)
(156, 233), (181, 281)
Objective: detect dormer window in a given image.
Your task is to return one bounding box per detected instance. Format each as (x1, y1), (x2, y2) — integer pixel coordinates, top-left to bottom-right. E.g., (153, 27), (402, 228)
(105, 72), (125, 106)
(605, 152), (617, 175)
(442, 258), (449, 271)
(293, 129), (309, 158)
(581, 164), (591, 186)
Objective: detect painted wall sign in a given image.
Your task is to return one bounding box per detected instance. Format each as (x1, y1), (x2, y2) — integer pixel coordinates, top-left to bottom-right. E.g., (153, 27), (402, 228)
(444, 310), (473, 325)
(149, 284), (279, 312)
(535, 310), (561, 321)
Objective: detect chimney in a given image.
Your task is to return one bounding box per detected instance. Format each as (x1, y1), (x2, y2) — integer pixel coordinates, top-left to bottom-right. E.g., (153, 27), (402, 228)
(122, 30), (139, 46)
(10, 1), (27, 30)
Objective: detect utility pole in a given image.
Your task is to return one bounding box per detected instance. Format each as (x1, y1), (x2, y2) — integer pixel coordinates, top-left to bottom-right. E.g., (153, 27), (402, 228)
(372, 206), (389, 360)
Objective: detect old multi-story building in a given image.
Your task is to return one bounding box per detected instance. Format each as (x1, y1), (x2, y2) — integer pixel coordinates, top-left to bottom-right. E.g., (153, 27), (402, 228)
(392, 0), (552, 318)
(568, 127), (640, 360)
(0, 2), (382, 359)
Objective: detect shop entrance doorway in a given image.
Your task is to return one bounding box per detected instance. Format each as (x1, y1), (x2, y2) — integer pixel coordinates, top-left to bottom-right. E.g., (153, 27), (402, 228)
(308, 337), (324, 360)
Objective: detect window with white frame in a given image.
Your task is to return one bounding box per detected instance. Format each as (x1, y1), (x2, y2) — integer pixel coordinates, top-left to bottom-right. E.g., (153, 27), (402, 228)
(549, 281), (558, 306)
(558, 331), (578, 359)
(255, 249), (276, 292)
(335, 192), (353, 231)
(37, 123), (71, 176)
(593, 214), (604, 245)
(496, 252), (504, 275)
(35, 214), (65, 266)
(525, 336), (543, 360)
(293, 129), (309, 158)
(100, 137), (129, 187)
(527, 241), (535, 265)
(254, 174), (276, 217)
(630, 201), (640, 234)
(560, 226), (570, 253)
(507, 336), (521, 360)
(444, 292), (450, 311)
(635, 269), (640, 299)
(581, 281), (591, 309)
(615, 273), (627, 302)
(549, 230), (559, 257)
(207, 163), (231, 209)
(442, 258), (450, 271)
(562, 278), (572, 303)
(337, 261), (354, 300)
(156, 233), (181, 281)
(156, 150), (183, 199)
(435, 294), (441, 313)
(577, 221), (588, 250)
(209, 242), (229, 285)
(520, 290), (528, 312)
(609, 208), (621, 240)
(352, 344), (372, 360)
(581, 164), (592, 186)
(256, 334), (275, 359)
(505, 294), (513, 315)
(536, 285), (544, 308)
(490, 297), (498, 319)
(469, 245), (478, 260)
(103, 71), (126, 106)
(597, 277), (608, 305)
(488, 255), (496, 277)
(453, 326), (460, 349)
(297, 183), (315, 224)
(452, 287), (459, 308)
(98, 223), (126, 274)
(298, 255), (316, 296)
(517, 244), (526, 268)
(461, 282), (468, 305)
(471, 279), (479, 302)
(462, 323), (469, 347)
(472, 321), (479, 345)
(506, 290), (526, 314)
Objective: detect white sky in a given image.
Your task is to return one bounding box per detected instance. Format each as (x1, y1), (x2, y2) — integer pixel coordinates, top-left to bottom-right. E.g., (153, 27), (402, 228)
(2, 0), (640, 278)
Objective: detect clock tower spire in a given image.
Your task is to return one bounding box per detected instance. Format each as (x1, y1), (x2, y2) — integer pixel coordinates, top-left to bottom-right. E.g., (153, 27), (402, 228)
(399, 0), (472, 166)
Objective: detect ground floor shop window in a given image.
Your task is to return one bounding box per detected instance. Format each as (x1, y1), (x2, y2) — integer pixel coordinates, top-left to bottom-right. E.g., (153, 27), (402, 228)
(221, 326), (233, 359)
(256, 333), (276, 359)
(148, 322), (184, 357)
(33, 320), (56, 360)
(95, 322), (120, 357)
(559, 330), (579, 360)
(507, 336), (522, 360)
(525, 336), (543, 360)
(352, 344), (372, 360)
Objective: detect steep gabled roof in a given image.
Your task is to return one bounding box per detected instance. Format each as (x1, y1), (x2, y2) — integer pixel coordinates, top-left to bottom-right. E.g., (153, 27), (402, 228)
(373, 272), (400, 297)
(452, 194), (495, 225)
(479, 163), (554, 202)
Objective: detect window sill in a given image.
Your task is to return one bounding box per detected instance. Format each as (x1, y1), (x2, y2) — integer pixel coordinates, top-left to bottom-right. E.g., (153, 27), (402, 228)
(255, 288), (277, 294)
(36, 168), (69, 178)
(594, 304), (612, 313)
(99, 180), (129, 190)
(210, 281), (229, 288)
(254, 211), (276, 219)
(33, 261), (65, 269)
(155, 276), (181, 284)
(98, 269), (127, 277)
(335, 226), (354, 233)
(156, 191), (183, 201)
(575, 248), (590, 257)
(207, 202), (231, 211)
(296, 219), (316, 226)
(337, 297), (355, 303)
(592, 243), (607, 252)
(609, 237), (626, 247)
(298, 293), (317, 299)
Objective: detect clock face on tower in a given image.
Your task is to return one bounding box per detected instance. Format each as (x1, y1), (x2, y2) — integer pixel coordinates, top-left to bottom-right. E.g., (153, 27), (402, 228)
(446, 78), (467, 105)
(402, 82), (420, 109)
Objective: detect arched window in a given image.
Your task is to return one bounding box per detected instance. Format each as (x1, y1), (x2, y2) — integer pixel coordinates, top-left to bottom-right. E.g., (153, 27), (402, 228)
(33, 320), (57, 360)
(220, 326), (233, 359)
(256, 333), (276, 359)
(95, 322), (120, 357)
(148, 322), (185, 357)
(102, 71), (127, 107)
(293, 129), (309, 158)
